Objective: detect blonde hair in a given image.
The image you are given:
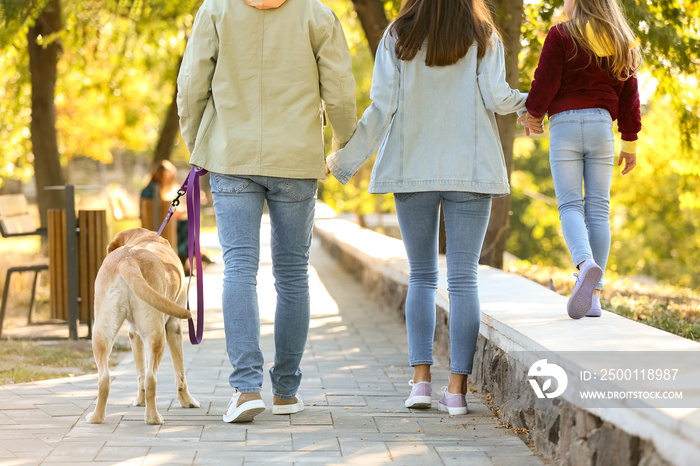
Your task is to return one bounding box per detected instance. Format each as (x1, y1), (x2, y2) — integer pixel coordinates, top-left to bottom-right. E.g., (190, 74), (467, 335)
(563, 0), (641, 80)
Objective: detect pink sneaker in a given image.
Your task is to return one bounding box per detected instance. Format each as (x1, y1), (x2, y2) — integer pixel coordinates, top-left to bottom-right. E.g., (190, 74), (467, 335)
(568, 259), (603, 319)
(586, 294), (602, 317)
(438, 387), (467, 415)
(404, 380), (432, 409)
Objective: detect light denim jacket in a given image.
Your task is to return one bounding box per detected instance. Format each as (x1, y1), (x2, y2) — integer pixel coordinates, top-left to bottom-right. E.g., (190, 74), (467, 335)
(326, 30), (527, 194)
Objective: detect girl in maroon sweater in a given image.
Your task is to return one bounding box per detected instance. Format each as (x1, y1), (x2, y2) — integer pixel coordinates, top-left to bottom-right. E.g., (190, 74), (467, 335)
(519, 0), (641, 319)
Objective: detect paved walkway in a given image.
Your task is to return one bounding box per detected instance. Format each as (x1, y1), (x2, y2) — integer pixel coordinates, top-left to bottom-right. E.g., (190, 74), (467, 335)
(0, 219), (542, 465)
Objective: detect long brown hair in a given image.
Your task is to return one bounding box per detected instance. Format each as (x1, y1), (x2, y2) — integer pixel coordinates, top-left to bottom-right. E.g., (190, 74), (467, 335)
(563, 0), (641, 80)
(389, 0), (497, 67)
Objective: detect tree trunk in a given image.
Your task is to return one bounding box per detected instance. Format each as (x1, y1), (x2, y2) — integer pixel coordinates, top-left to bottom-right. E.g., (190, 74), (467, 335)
(152, 85), (181, 166)
(28, 0), (65, 228)
(480, 0), (524, 268)
(152, 56), (184, 166)
(350, 0), (389, 57)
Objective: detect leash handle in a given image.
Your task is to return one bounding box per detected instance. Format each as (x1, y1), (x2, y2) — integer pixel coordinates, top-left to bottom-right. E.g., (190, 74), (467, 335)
(156, 167), (208, 345)
(185, 167), (207, 345)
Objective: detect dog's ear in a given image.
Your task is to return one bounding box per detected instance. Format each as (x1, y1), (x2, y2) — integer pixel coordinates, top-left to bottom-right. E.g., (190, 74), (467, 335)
(107, 230), (128, 254)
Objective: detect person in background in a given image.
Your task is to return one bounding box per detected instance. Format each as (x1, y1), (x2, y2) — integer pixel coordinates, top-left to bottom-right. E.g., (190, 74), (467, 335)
(327, 0), (526, 415)
(140, 160), (189, 269)
(519, 0), (641, 319)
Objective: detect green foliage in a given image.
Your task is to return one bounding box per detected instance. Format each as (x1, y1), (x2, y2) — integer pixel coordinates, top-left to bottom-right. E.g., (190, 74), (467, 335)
(609, 101), (700, 287)
(319, 0), (396, 218)
(0, 0), (200, 189)
(507, 136), (569, 266)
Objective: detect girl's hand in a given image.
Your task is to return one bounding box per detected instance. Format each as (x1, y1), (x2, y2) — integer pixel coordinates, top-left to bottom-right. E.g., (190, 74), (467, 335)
(517, 112), (544, 136)
(618, 151), (637, 175)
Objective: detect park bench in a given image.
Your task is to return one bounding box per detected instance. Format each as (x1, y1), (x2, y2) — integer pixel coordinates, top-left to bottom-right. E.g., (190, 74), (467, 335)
(0, 194), (49, 336)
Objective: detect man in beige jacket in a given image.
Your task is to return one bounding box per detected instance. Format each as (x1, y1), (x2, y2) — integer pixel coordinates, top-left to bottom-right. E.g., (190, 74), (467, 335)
(177, 0), (356, 423)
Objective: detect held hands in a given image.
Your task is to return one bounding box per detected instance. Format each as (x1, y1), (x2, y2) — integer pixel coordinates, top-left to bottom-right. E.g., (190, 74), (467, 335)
(618, 151), (637, 175)
(517, 112), (545, 136)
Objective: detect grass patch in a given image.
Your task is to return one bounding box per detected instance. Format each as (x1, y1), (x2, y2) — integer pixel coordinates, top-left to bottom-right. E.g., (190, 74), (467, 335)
(509, 261), (700, 341)
(0, 340), (129, 385)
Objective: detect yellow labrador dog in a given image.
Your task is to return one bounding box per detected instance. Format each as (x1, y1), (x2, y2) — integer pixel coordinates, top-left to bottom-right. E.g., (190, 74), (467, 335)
(86, 228), (200, 425)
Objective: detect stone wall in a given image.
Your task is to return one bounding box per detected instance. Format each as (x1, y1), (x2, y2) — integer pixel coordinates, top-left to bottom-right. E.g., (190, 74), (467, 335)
(471, 336), (670, 466)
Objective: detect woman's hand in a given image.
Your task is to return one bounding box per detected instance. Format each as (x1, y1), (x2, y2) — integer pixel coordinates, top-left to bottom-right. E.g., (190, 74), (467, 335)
(517, 112), (545, 136)
(618, 151), (637, 175)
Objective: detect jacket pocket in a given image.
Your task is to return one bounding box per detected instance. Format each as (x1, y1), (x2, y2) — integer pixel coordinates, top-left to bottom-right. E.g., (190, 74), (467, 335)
(284, 179), (317, 202)
(212, 174), (252, 194)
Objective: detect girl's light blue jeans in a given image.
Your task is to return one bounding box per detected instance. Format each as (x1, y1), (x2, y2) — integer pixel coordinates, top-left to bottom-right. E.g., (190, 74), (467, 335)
(394, 191), (492, 375)
(210, 174), (316, 399)
(549, 108), (615, 290)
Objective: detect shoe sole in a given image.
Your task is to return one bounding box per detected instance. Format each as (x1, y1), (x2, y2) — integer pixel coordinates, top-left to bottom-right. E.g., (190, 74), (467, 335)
(438, 402), (468, 415)
(568, 267), (603, 319)
(223, 400), (266, 423)
(272, 400), (304, 415)
(405, 396), (432, 409)
(586, 310), (602, 318)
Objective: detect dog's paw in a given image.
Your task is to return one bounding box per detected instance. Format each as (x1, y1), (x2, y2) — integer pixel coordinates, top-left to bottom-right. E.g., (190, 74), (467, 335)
(86, 411), (104, 424)
(145, 412), (163, 425)
(179, 395), (201, 409)
(133, 393), (146, 407)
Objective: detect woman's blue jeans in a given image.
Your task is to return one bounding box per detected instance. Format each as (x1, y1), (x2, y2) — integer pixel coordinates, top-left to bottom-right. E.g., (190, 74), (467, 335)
(210, 174), (316, 399)
(394, 191), (492, 375)
(549, 109), (615, 290)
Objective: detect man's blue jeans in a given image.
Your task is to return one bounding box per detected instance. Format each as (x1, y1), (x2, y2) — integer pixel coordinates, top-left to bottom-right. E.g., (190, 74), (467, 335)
(549, 108), (615, 290)
(394, 191), (491, 375)
(210, 174), (316, 399)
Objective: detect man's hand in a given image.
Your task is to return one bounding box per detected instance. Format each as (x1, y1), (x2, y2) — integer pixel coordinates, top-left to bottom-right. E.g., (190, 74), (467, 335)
(618, 151), (637, 175)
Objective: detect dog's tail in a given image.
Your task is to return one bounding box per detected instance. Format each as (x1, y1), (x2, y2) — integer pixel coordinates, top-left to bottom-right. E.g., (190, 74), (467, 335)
(118, 260), (192, 320)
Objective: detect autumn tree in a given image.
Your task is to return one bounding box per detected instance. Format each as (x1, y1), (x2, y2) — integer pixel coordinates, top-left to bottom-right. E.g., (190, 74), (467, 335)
(1, 0), (65, 227)
(0, 0), (200, 224)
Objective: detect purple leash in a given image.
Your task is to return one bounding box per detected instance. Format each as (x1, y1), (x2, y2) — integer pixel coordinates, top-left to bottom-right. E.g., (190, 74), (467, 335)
(158, 167), (208, 345)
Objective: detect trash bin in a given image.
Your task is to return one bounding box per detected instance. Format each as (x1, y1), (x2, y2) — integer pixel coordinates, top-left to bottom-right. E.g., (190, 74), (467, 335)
(48, 208), (108, 335)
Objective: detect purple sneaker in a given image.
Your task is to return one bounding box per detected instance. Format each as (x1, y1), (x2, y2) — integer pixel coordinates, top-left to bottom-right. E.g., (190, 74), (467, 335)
(567, 259), (603, 319)
(405, 380), (432, 409)
(586, 294), (602, 317)
(438, 387), (468, 415)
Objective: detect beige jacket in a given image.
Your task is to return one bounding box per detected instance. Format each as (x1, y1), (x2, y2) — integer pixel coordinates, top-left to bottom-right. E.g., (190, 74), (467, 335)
(177, 0), (357, 179)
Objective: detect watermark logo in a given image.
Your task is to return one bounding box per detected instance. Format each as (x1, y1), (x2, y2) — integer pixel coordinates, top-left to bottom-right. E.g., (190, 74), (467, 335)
(528, 359), (568, 399)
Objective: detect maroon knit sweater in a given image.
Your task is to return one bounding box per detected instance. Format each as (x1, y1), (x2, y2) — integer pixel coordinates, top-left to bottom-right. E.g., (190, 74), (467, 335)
(526, 24), (641, 143)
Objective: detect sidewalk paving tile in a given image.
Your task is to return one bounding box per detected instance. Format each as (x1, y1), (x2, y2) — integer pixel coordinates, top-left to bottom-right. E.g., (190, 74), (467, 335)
(0, 230), (542, 465)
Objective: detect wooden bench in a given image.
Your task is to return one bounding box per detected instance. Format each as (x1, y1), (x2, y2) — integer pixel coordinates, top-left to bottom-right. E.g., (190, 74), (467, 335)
(0, 194), (49, 336)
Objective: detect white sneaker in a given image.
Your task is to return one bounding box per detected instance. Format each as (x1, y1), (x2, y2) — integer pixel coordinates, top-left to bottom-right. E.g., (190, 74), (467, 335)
(272, 394), (304, 415)
(223, 390), (266, 423)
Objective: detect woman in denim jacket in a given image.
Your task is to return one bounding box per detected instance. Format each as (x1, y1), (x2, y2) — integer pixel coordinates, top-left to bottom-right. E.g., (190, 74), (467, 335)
(327, 0), (526, 415)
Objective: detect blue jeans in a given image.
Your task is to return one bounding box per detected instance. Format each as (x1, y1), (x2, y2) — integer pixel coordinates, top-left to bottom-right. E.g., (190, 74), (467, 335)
(210, 174), (316, 399)
(394, 191), (492, 375)
(549, 109), (615, 290)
